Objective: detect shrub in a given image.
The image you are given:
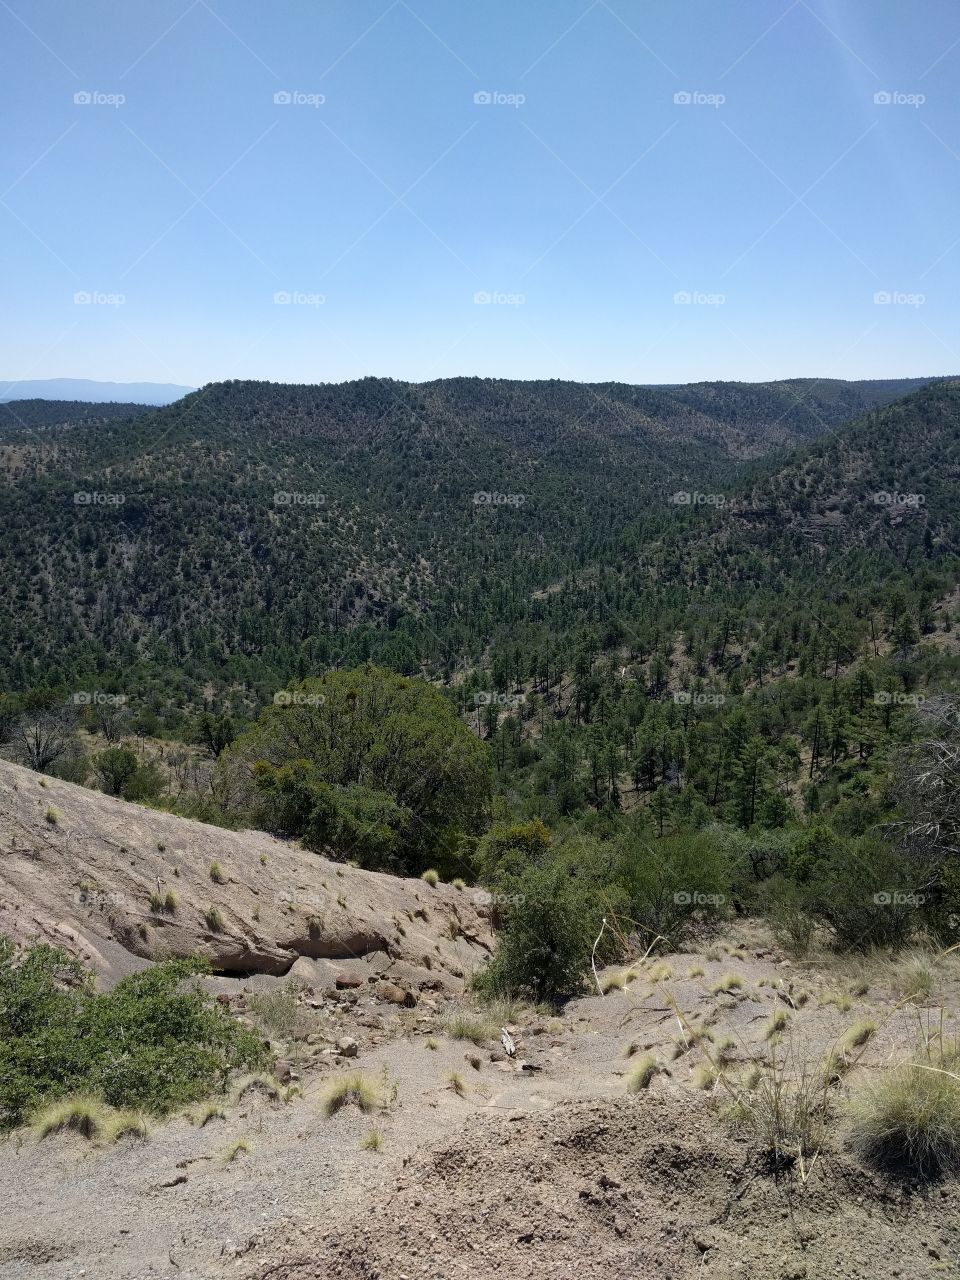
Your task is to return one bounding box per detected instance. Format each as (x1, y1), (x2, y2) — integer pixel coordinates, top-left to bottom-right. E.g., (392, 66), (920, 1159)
(222, 666), (493, 877)
(210, 862), (227, 884)
(421, 869), (440, 887)
(848, 1041), (960, 1177)
(732, 1048), (832, 1168)
(0, 939), (268, 1130)
(614, 829), (732, 944)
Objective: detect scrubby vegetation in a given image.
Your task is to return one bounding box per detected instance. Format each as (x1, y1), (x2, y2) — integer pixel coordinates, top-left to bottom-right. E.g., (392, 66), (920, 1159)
(0, 939), (270, 1131)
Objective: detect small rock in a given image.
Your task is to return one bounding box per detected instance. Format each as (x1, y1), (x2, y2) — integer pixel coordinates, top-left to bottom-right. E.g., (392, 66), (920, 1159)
(376, 981), (417, 1007)
(337, 1036), (359, 1058)
(335, 972), (363, 989)
(216, 993), (231, 1006)
(275, 1059), (294, 1083)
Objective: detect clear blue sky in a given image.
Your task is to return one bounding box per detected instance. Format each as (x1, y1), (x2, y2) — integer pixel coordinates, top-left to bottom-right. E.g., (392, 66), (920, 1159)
(2, 0), (958, 386)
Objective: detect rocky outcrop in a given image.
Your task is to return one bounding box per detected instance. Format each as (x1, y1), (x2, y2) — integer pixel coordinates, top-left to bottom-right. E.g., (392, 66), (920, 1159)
(0, 761), (492, 989)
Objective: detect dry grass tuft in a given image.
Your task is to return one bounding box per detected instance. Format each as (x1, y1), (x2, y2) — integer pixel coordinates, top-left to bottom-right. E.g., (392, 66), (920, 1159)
(625, 1055), (659, 1092)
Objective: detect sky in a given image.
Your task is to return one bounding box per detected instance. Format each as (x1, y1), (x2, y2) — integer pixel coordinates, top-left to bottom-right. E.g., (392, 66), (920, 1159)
(1, 0), (959, 388)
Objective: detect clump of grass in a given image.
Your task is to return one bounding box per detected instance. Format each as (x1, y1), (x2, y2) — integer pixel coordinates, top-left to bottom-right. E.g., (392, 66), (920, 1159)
(321, 1072), (382, 1117)
(231, 1073), (284, 1104)
(821, 989), (853, 1012)
(826, 1020), (877, 1080)
(466, 1053), (482, 1071)
(443, 1011), (495, 1045)
(600, 971), (626, 993)
(421, 869), (440, 887)
(847, 1036), (960, 1178)
(193, 1102), (226, 1127)
(741, 1065), (762, 1090)
(705, 944), (724, 962)
(765, 1008), (790, 1040)
(891, 951), (936, 1005)
(425, 1037), (439, 1051)
(361, 1127), (382, 1151)
(447, 1071), (466, 1096)
(31, 1097), (145, 1143)
(209, 862), (227, 884)
(693, 1064), (718, 1091)
(223, 1138), (252, 1162)
(648, 962), (673, 982)
(715, 1035), (737, 1066)
(451, 878), (466, 891)
(730, 1048), (831, 1169)
(259, 854), (268, 866)
(44, 808), (59, 825)
(626, 1055), (659, 1091)
(710, 973), (743, 994)
(671, 1023), (713, 1059)
(205, 906), (225, 932)
(163, 890), (178, 913)
(687, 965), (705, 978)
(149, 891), (164, 914)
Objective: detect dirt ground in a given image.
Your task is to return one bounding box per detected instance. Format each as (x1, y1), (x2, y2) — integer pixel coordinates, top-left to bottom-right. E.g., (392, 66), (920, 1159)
(2, 926), (959, 1280)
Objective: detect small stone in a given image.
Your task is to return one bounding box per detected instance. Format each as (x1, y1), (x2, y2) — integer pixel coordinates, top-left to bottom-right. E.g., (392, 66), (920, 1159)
(335, 972), (362, 989)
(337, 1036), (359, 1058)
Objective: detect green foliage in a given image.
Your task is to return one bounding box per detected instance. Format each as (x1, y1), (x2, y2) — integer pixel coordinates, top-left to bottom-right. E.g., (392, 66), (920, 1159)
(0, 939), (269, 1130)
(225, 667), (492, 876)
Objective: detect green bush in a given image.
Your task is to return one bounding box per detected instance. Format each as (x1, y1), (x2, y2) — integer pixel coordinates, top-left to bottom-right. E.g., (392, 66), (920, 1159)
(613, 829), (733, 943)
(221, 666), (492, 876)
(0, 937), (269, 1130)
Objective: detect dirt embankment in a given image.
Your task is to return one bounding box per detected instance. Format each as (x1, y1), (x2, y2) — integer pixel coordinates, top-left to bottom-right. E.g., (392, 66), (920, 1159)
(0, 760), (492, 991)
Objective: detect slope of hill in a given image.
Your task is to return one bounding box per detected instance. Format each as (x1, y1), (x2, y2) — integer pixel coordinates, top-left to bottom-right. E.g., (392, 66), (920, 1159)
(0, 375), (955, 703)
(0, 759), (491, 989)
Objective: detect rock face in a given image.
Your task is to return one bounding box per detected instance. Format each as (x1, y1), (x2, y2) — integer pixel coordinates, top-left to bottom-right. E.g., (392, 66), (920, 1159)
(0, 760), (493, 989)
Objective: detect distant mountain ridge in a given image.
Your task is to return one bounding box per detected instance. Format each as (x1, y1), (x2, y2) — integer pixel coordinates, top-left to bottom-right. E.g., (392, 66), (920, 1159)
(0, 378), (194, 405)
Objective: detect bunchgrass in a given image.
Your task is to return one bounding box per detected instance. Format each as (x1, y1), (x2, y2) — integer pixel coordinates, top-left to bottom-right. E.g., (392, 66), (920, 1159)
(321, 1072), (382, 1117)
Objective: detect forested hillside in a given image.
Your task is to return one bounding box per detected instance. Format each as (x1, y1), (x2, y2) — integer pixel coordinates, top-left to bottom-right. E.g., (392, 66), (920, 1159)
(0, 375), (957, 839)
